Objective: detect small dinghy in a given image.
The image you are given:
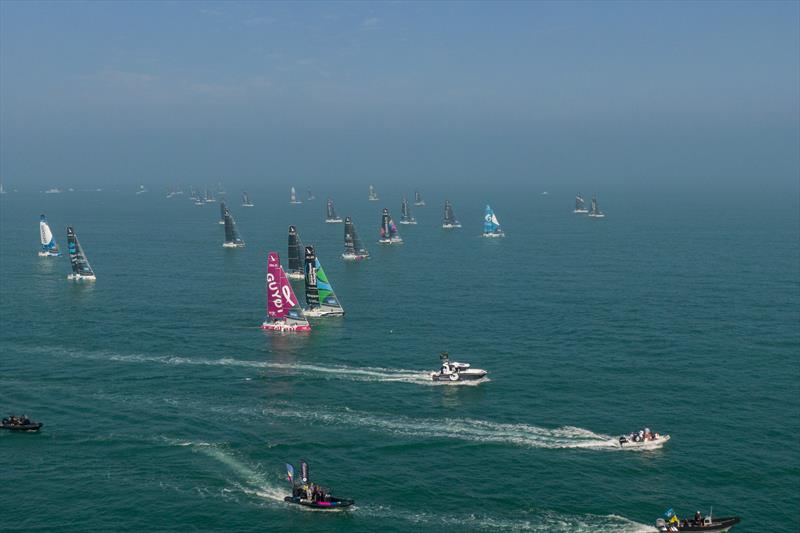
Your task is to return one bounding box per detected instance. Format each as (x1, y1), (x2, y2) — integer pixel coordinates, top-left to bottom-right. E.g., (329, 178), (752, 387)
(657, 509), (740, 532)
(430, 352), (487, 382)
(618, 428), (670, 449)
(284, 462), (354, 510)
(1, 416), (43, 432)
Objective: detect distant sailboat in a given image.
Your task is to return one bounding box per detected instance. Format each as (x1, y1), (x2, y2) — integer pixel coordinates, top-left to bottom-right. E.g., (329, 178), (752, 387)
(261, 252), (311, 332)
(442, 200), (461, 229)
(242, 192), (254, 207)
(44, 188), (62, 194)
(38, 215), (61, 257)
(287, 226), (305, 279)
(66, 226), (96, 280)
(399, 197), (417, 225)
(325, 198), (343, 223)
(368, 185), (379, 201)
(483, 205), (505, 238)
(378, 208), (403, 244)
(342, 216), (370, 260)
(588, 195), (605, 218)
(205, 188), (215, 203)
(218, 202), (226, 224)
(136, 185), (148, 195)
(414, 190), (426, 207)
(216, 181), (226, 196)
(222, 204), (245, 248)
(0, 183), (6, 195)
(306, 187), (315, 201)
(290, 186), (302, 204)
(303, 245), (345, 317)
(574, 194), (589, 214)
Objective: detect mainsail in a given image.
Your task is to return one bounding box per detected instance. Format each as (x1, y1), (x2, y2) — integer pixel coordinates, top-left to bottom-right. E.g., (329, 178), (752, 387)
(588, 195), (605, 217)
(242, 192), (253, 207)
(290, 186), (301, 204)
(368, 185), (379, 201)
(66, 226), (95, 278)
(304, 245), (344, 315)
(575, 194), (587, 212)
(222, 204), (245, 247)
(264, 251), (310, 330)
(219, 201), (226, 224)
(343, 217), (369, 259)
(483, 205), (504, 236)
(379, 208), (402, 243)
(307, 187), (315, 201)
(414, 189), (425, 206)
(400, 197), (415, 223)
(39, 215), (60, 255)
(287, 226), (304, 277)
(326, 198), (342, 222)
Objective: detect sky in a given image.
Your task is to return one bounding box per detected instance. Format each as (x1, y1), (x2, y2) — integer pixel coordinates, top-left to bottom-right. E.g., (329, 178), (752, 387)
(0, 0), (798, 191)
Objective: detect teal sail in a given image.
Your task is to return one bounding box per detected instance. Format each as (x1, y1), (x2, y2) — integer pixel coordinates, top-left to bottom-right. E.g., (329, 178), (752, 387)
(483, 205), (503, 236)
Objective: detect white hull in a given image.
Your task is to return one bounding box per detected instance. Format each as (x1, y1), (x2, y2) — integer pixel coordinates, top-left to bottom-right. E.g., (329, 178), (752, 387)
(261, 320), (310, 332)
(342, 253), (369, 261)
(205, 199), (215, 203)
(286, 271), (305, 280)
(67, 273), (96, 281)
(483, 232), (505, 238)
(398, 220), (417, 225)
(574, 209), (589, 214)
(38, 251), (60, 257)
(194, 201), (204, 206)
(414, 202), (426, 207)
(588, 213), (605, 218)
(290, 201), (303, 205)
(218, 220), (225, 225)
(430, 369), (488, 382)
(303, 307), (345, 317)
(368, 198), (379, 201)
(442, 223), (462, 229)
(325, 218), (343, 224)
(378, 237), (403, 245)
(619, 435), (670, 450)
(242, 204), (254, 207)
(222, 242), (245, 248)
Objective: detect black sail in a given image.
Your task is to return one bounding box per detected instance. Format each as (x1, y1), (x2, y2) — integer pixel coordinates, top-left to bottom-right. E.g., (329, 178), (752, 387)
(344, 217), (356, 255)
(401, 197), (409, 219)
(304, 245), (320, 307)
(444, 200), (456, 224)
(288, 226), (303, 272)
(220, 201), (227, 222)
(327, 198), (335, 219)
(380, 209), (391, 237)
(223, 206), (241, 244)
(66, 226), (95, 276)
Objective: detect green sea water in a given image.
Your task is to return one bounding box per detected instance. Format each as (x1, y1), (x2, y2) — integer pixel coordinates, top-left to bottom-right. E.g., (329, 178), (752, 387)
(1, 185), (798, 532)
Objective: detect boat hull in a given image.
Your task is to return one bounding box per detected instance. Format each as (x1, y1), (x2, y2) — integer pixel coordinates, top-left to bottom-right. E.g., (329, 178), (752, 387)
(431, 369), (488, 382)
(325, 218), (343, 224)
(573, 209), (589, 214)
(286, 271), (305, 280)
(342, 253), (369, 261)
(261, 321), (311, 332)
(588, 213), (605, 218)
(222, 242), (245, 248)
(442, 223), (462, 229)
(398, 220), (417, 225)
(304, 308), (345, 318)
(378, 238), (403, 245)
(38, 251), (61, 257)
(483, 232), (505, 238)
(657, 516), (740, 532)
(67, 273), (96, 281)
(242, 204), (254, 207)
(618, 434), (670, 449)
(284, 496), (354, 510)
(1, 421), (43, 432)
(414, 202), (426, 207)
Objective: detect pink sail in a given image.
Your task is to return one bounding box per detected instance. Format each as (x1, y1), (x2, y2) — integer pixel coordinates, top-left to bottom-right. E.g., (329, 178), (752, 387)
(267, 252), (291, 318)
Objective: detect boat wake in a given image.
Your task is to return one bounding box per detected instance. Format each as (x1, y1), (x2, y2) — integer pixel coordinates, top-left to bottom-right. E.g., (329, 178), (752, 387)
(259, 406), (619, 450)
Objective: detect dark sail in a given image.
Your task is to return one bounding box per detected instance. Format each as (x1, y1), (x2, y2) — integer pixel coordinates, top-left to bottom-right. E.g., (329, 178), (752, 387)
(304, 245), (320, 308)
(327, 198), (335, 219)
(220, 201), (227, 223)
(444, 200), (455, 224)
(351, 221), (367, 254)
(288, 226), (303, 273)
(344, 217), (356, 255)
(380, 209), (391, 237)
(401, 197), (409, 219)
(415, 190), (421, 203)
(66, 226), (95, 277)
(223, 206), (243, 244)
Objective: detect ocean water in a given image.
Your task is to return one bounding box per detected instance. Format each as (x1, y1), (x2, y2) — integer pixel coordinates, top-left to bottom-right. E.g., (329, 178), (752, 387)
(1, 185), (798, 532)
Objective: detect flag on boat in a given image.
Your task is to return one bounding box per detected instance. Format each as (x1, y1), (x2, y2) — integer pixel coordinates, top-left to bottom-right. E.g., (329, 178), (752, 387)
(286, 463), (295, 484)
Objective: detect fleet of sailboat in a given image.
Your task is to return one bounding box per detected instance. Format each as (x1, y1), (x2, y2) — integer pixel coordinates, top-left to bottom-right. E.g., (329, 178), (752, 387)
(587, 195), (605, 218)
(303, 245), (345, 317)
(442, 200), (461, 229)
(38, 215), (61, 257)
(342, 217), (370, 260)
(414, 190), (426, 206)
(399, 197), (417, 225)
(222, 203), (245, 248)
(290, 187), (302, 204)
(368, 185), (379, 201)
(66, 226), (96, 281)
(378, 208), (403, 244)
(261, 251), (311, 332)
(325, 198), (343, 223)
(286, 226), (305, 279)
(242, 192), (254, 207)
(483, 205), (505, 238)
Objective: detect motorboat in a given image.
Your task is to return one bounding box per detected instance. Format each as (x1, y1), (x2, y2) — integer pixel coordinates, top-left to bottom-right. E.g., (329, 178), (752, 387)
(657, 511), (740, 532)
(430, 352), (487, 382)
(284, 461), (353, 510)
(618, 428), (670, 449)
(2, 416), (43, 432)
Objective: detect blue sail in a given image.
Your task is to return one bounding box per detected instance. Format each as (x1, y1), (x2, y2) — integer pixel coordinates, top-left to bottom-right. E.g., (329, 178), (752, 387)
(484, 205), (500, 234)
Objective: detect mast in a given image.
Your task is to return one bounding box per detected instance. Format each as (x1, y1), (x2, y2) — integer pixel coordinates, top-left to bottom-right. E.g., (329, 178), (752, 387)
(66, 226), (95, 278)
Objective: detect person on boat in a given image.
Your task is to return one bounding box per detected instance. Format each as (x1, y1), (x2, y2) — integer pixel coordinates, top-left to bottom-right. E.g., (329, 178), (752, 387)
(694, 511), (703, 524)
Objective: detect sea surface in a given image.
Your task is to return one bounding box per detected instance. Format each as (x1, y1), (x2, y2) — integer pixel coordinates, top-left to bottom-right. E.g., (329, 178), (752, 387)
(1, 184), (798, 532)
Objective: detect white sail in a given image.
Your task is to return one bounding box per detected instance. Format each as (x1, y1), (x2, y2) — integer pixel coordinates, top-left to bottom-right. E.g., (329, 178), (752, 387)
(40, 220), (53, 246)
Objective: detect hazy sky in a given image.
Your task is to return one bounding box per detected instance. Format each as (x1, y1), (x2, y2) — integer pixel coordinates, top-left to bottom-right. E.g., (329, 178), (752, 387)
(1, 1), (798, 190)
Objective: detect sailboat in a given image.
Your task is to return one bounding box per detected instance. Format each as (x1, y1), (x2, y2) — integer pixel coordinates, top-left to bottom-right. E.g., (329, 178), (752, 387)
(222, 204), (245, 248)
(242, 192), (254, 207)
(378, 208), (403, 244)
(218, 202), (226, 224)
(303, 245), (345, 317)
(286, 226), (305, 279)
(306, 188), (315, 201)
(342, 217), (370, 260)
(442, 200), (462, 229)
(38, 215), (61, 257)
(290, 186), (302, 204)
(399, 197), (417, 225)
(325, 198), (343, 223)
(588, 195), (605, 218)
(483, 205), (505, 238)
(368, 185), (379, 201)
(414, 190), (426, 207)
(0, 183), (6, 195)
(261, 252), (311, 332)
(574, 194), (589, 214)
(136, 185), (148, 195)
(66, 226), (96, 280)
(205, 188), (215, 203)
